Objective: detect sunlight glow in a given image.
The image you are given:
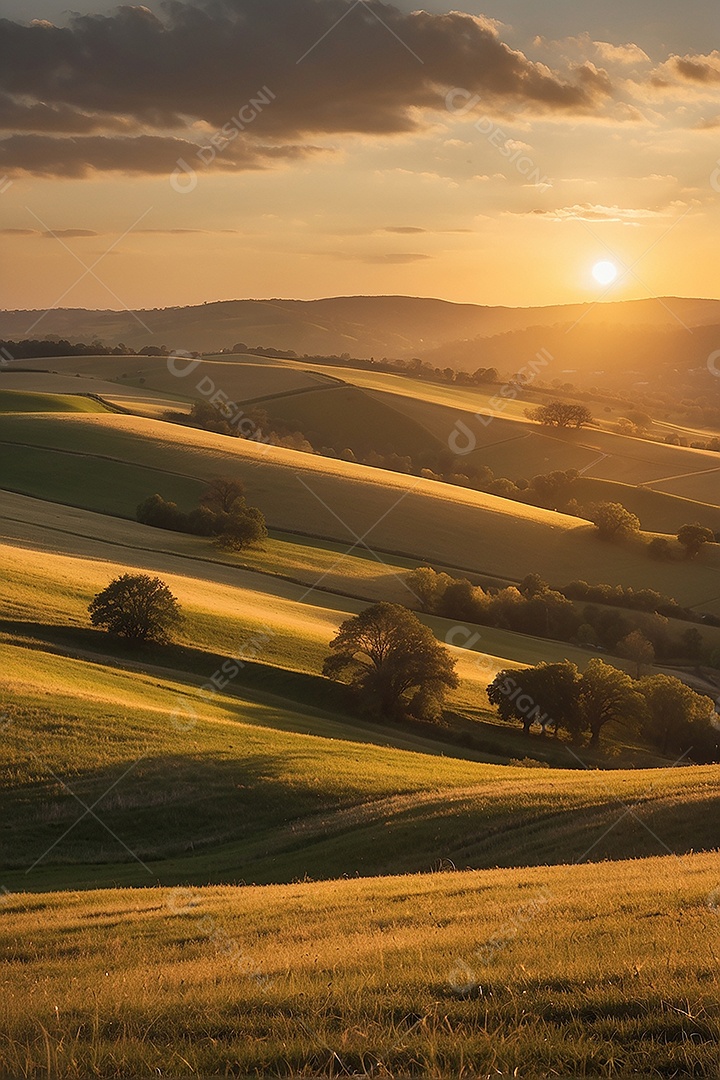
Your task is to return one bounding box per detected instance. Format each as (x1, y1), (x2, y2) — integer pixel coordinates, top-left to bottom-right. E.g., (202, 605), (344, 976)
(592, 260), (619, 287)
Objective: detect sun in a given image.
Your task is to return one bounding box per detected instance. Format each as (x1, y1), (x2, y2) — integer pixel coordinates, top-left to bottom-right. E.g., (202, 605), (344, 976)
(592, 260), (619, 287)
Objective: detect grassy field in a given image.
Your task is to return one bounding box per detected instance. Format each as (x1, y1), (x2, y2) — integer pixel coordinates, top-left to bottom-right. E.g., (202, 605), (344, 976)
(0, 488), (420, 606)
(19, 353), (720, 505)
(0, 370), (191, 413)
(0, 389), (108, 413)
(3, 635), (719, 892)
(260, 383), (446, 458)
(358, 383), (720, 502)
(2, 378), (720, 1078)
(1, 853), (718, 1078)
(2, 413), (720, 613)
(18, 352), (337, 404)
(0, 531), (644, 727)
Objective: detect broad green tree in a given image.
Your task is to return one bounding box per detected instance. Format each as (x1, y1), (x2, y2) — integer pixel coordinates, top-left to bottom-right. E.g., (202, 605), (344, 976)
(487, 661), (580, 738)
(89, 574), (183, 644)
(323, 602), (458, 720)
(530, 401), (593, 428)
(618, 630), (655, 678)
(200, 476), (246, 514)
(578, 658), (643, 745)
(639, 674), (716, 756)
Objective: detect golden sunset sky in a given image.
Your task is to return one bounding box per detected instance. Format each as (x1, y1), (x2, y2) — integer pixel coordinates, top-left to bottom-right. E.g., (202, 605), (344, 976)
(1, 0), (719, 311)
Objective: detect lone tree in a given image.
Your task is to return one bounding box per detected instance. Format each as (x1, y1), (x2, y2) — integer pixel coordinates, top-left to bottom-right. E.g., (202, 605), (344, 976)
(677, 522), (714, 560)
(529, 401), (593, 429)
(323, 602), (458, 720)
(588, 501), (641, 541)
(89, 574), (183, 644)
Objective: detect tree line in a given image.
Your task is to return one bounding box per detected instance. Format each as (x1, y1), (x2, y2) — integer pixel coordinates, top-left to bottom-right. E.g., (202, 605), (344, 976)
(406, 567), (714, 666)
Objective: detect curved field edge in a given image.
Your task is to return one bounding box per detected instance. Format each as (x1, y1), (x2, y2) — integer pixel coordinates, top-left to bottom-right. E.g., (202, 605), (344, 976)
(1, 413), (719, 610)
(0, 852), (718, 1079)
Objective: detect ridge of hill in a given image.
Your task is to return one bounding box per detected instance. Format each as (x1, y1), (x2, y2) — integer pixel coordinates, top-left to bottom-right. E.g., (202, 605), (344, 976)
(2, 294), (720, 356)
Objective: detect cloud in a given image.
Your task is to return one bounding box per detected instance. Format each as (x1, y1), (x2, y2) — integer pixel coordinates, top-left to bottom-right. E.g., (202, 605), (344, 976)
(593, 41), (650, 66)
(0, 132), (321, 177)
(334, 251), (431, 263)
(534, 33), (649, 69)
(1, 224), (242, 237)
(647, 52), (720, 97)
(41, 228), (99, 237)
(0, 0), (614, 177)
(383, 226), (426, 234)
(0, 91), (133, 134)
(526, 203), (667, 224)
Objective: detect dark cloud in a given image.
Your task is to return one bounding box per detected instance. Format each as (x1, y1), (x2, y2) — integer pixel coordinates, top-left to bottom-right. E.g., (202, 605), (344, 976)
(383, 226), (427, 234)
(672, 55), (720, 83)
(0, 0), (614, 177)
(0, 132), (320, 176)
(0, 91), (133, 134)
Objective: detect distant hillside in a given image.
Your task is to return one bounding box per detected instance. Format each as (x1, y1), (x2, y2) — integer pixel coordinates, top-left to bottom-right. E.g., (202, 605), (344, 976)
(2, 294), (720, 358)
(423, 321), (720, 394)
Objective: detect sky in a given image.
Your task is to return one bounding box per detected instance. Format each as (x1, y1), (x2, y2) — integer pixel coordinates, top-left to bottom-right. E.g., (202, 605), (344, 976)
(0, 0), (719, 313)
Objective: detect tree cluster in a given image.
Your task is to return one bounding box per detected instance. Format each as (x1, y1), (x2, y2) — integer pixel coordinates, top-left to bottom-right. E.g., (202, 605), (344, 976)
(487, 660), (718, 760)
(0, 338), (198, 360)
(137, 477), (267, 551)
(560, 579), (709, 623)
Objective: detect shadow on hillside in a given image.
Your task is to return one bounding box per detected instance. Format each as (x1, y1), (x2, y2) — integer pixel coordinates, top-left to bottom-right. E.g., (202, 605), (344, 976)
(3, 619), (699, 771)
(0, 751), (330, 872)
(0, 618), (514, 766)
(2, 745), (718, 893)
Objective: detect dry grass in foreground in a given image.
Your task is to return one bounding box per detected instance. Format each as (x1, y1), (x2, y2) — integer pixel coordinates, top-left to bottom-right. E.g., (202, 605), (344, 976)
(1, 852), (719, 1078)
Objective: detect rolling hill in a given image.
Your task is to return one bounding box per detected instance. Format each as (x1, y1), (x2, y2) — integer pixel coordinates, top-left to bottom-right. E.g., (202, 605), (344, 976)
(2, 380), (719, 1080)
(3, 293), (720, 355)
(2, 410), (720, 612)
(3, 621), (719, 894)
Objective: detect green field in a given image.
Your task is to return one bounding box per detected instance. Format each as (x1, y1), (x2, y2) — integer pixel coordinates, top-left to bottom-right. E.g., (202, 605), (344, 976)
(1, 854), (718, 1078)
(2, 413), (720, 615)
(260, 383), (446, 458)
(0, 389), (108, 413)
(3, 636), (718, 895)
(9, 354), (720, 535)
(17, 352), (335, 404)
